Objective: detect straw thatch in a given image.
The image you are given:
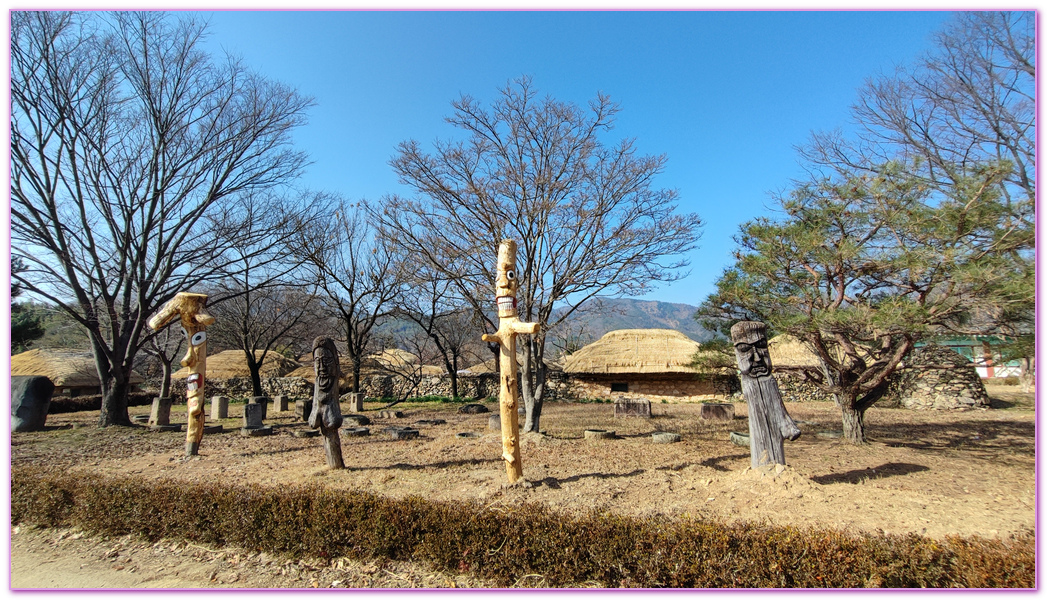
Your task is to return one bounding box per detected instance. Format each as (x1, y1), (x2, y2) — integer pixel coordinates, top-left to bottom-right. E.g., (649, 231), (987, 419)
(11, 349), (144, 388)
(767, 335), (822, 369)
(563, 329), (702, 375)
(172, 350), (302, 380)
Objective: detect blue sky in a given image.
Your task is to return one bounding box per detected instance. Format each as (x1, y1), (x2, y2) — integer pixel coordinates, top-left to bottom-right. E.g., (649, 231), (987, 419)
(199, 10), (953, 306)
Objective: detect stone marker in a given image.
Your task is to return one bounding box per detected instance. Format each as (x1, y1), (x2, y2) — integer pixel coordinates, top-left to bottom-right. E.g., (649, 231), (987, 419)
(295, 399), (313, 421)
(132, 414), (151, 424)
(343, 427), (370, 437)
(652, 432), (682, 444)
(211, 396), (229, 420)
(272, 395), (289, 412)
(700, 402), (735, 421)
(731, 321), (801, 469)
(293, 430), (320, 438)
(250, 396), (270, 420)
(614, 397), (652, 418)
(415, 419), (446, 426)
(584, 429), (615, 440)
(378, 410), (404, 419)
(384, 426), (420, 440)
(348, 392), (365, 412)
(243, 403), (264, 429)
(11, 376), (53, 432)
(729, 431), (750, 447)
(149, 396), (173, 426)
(344, 414), (371, 426)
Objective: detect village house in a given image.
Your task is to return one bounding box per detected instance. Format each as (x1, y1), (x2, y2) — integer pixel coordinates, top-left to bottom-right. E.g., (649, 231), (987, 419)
(10, 348), (144, 396)
(562, 328), (736, 402)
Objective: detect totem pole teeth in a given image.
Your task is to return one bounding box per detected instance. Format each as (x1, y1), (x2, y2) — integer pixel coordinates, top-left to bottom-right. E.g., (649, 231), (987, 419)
(496, 296), (516, 313)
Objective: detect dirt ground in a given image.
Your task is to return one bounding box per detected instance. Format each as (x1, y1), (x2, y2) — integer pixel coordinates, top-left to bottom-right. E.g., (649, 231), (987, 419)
(9, 384), (1036, 589)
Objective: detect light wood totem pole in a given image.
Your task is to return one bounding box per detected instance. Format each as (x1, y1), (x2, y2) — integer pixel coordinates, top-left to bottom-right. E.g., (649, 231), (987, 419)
(481, 239), (539, 484)
(148, 292), (215, 457)
(731, 321), (801, 469)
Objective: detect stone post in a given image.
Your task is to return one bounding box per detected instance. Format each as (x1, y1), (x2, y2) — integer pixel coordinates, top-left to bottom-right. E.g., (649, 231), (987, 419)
(149, 396), (173, 426)
(272, 395), (289, 412)
(243, 403), (264, 429)
(210, 395), (229, 420)
(348, 392), (365, 413)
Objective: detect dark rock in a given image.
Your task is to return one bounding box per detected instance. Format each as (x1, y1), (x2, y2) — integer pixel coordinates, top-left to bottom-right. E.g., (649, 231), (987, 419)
(344, 414), (371, 426)
(457, 403), (490, 414)
(383, 426), (419, 440)
(11, 376), (53, 432)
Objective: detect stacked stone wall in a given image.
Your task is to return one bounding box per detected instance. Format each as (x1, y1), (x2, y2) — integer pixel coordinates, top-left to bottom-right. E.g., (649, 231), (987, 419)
(884, 345), (990, 410)
(563, 374), (739, 403)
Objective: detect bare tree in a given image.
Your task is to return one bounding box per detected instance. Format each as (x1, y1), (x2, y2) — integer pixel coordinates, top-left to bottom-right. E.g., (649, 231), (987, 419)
(204, 192), (329, 398)
(372, 77), (702, 431)
(142, 326), (184, 400)
(10, 11), (312, 426)
(303, 199), (404, 394)
(392, 268), (486, 400)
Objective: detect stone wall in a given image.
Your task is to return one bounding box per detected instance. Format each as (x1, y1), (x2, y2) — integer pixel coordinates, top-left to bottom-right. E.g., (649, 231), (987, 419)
(168, 377), (313, 401)
(883, 345), (990, 410)
(564, 373), (739, 403)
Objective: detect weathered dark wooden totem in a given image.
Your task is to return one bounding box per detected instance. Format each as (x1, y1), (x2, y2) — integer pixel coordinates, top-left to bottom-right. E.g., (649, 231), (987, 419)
(731, 321), (801, 469)
(310, 336), (345, 469)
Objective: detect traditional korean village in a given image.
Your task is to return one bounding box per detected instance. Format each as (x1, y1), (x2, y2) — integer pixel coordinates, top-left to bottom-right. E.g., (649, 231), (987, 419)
(8, 9), (1036, 591)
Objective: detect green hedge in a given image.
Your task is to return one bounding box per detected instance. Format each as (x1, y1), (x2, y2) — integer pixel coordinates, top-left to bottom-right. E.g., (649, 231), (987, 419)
(11, 466), (1033, 588)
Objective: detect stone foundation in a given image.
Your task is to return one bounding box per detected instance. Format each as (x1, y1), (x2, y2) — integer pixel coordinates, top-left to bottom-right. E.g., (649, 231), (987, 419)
(564, 374), (739, 403)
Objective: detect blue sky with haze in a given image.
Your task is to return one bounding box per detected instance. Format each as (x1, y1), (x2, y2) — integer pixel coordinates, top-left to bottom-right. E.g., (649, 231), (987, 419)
(200, 10), (954, 306)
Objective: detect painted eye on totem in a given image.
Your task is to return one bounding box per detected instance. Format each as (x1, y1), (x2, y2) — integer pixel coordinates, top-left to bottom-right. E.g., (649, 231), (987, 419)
(180, 326), (188, 338)
(505, 270), (516, 281)
(190, 331), (207, 346)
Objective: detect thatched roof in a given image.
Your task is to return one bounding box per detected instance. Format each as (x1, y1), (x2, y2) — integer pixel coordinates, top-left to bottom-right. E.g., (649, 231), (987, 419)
(461, 355), (561, 374)
(768, 335), (822, 369)
(172, 350), (301, 380)
(11, 349), (144, 387)
(563, 329), (701, 375)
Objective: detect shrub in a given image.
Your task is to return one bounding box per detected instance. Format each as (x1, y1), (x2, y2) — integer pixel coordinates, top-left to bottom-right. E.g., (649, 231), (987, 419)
(10, 466), (1034, 589)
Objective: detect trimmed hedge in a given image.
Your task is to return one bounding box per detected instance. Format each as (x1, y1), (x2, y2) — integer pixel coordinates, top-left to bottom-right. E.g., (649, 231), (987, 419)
(11, 466), (1033, 588)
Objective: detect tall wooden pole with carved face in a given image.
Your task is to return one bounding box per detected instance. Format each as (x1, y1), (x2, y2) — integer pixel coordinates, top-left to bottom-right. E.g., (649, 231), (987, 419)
(148, 292), (215, 457)
(481, 240), (539, 484)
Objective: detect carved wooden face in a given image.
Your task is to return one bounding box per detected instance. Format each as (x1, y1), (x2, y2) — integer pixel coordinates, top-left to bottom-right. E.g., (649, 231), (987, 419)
(495, 239), (518, 318)
(733, 333), (772, 378)
(314, 343), (338, 394)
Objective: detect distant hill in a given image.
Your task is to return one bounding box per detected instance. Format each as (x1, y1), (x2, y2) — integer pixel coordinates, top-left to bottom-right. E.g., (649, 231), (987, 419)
(553, 297), (715, 344)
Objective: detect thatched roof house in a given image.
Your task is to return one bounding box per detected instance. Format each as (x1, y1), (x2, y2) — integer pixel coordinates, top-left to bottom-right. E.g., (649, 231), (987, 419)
(172, 350), (301, 380)
(563, 329), (737, 401)
(11, 349), (144, 396)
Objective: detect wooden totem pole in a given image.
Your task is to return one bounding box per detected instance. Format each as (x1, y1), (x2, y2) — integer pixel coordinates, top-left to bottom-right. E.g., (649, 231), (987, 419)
(309, 336), (345, 469)
(148, 292), (215, 457)
(481, 239), (539, 484)
(731, 321), (801, 469)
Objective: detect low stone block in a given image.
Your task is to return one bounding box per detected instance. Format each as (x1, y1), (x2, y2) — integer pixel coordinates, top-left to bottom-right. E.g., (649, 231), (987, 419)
(343, 427), (370, 437)
(241, 425), (273, 437)
(11, 376), (53, 432)
(347, 392), (364, 412)
(378, 410), (404, 419)
(243, 403), (264, 429)
(211, 396), (229, 420)
(272, 395), (289, 412)
(584, 429), (616, 440)
(344, 414), (371, 426)
(700, 402), (735, 421)
(250, 396), (269, 420)
(652, 432), (682, 444)
(614, 397), (651, 418)
(149, 396), (173, 426)
(383, 426), (419, 440)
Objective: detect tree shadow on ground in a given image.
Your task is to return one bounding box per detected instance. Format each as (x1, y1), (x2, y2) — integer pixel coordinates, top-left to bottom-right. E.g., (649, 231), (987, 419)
(699, 453), (750, 472)
(810, 462), (930, 485)
(868, 418), (1034, 458)
(350, 457), (500, 472)
(538, 469), (647, 489)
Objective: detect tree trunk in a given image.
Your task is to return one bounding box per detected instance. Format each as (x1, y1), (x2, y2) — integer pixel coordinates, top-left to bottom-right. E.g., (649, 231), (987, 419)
(522, 339), (546, 433)
(1019, 357), (1034, 393)
(449, 358), (459, 400)
(249, 360), (264, 398)
(99, 375), (132, 427)
(839, 397), (868, 444)
(159, 359), (173, 399)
